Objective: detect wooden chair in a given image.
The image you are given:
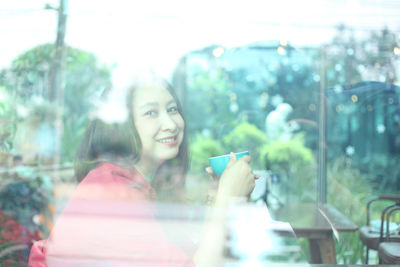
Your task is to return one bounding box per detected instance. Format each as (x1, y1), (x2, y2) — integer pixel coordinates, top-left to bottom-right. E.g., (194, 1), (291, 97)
(358, 195), (400, 264)
(378, 205), (400, 264)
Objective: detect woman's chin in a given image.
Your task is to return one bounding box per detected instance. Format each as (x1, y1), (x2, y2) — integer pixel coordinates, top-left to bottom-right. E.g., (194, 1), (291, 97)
(160, 150), (180, 161)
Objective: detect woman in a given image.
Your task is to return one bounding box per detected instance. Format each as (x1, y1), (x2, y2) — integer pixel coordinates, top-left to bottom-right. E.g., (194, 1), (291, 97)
(29, 74), (256, 266)
(74, 75), (190, 202)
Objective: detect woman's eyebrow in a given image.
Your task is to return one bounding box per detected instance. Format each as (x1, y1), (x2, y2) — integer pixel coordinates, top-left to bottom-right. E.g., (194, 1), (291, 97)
(139, 102), (158, 109)
(167, 99), (176, 105)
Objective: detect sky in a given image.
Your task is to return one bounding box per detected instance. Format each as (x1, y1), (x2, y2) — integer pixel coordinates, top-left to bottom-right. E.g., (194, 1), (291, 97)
(1, 0), (400, 79)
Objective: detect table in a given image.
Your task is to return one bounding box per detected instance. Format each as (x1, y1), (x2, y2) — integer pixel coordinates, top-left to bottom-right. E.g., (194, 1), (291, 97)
(41, 200), (358, 265)
(272, 203), (358, 264)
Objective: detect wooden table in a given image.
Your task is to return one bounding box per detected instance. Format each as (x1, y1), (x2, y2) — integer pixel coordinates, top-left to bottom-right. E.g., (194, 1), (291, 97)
(272, 203), (358, 264)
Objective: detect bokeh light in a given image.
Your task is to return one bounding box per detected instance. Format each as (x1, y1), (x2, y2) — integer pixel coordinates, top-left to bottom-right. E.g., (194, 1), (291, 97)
(213, 47), (225, 57)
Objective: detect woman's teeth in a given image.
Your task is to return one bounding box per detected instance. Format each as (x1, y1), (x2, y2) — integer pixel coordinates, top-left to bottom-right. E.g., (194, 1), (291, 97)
(158, 137), (175, 143)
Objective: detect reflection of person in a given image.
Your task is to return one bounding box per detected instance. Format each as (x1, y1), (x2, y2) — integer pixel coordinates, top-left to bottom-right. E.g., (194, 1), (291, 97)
(265, 102), (297, 141)
(13, 98), (57, 165)
(29, 73), (256, 266)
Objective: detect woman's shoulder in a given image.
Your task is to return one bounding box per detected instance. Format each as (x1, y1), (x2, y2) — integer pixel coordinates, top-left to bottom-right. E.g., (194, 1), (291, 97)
(73, 162), (153, 201)
(82, 162), (137, 184)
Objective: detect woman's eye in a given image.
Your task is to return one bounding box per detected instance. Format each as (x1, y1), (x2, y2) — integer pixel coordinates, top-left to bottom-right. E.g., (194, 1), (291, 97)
(144, 110), (157, 117)
(168, 106), (178, 114)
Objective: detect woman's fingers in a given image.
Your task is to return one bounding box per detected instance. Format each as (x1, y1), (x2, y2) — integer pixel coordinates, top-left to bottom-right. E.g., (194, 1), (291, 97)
(205, 166), (218, 181)
(219, 155), (256, 197)
(237, 156), (259, 180)
(238, 155), (251, 163)
(225, 152), (238, 169)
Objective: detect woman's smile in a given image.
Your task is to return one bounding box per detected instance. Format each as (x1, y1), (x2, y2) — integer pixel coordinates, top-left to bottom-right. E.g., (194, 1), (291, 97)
(157, 135), (178, 146)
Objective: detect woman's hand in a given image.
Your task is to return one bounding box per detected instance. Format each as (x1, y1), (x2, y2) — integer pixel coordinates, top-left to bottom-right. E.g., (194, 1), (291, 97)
(215, 152), (257, 203)
(205, 166), (219, 205)
(195, 153), (258, 265)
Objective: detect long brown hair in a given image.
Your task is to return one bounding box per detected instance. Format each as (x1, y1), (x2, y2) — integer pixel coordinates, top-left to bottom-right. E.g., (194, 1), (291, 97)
(74, 74), (189, 199)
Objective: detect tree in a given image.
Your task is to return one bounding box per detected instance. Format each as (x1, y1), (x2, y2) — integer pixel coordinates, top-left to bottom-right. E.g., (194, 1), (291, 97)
(0, 43), (112, 162)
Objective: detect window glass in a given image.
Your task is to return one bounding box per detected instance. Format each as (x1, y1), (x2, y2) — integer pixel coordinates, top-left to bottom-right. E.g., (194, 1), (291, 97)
(1, 0), (399, 265)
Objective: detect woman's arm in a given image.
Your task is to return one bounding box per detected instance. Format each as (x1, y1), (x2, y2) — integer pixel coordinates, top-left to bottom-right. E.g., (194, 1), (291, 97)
(193, 153), (255, 266)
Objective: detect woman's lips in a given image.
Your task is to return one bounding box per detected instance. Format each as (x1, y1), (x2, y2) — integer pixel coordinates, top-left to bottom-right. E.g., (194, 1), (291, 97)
(157, 136), (178, 146)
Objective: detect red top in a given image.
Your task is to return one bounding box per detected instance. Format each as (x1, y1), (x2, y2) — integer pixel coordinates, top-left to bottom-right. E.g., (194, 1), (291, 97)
(29, 163), (195, 266)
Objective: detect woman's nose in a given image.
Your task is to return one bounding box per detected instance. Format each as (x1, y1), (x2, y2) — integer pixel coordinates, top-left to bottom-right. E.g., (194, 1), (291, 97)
(160, 113), (177, 132)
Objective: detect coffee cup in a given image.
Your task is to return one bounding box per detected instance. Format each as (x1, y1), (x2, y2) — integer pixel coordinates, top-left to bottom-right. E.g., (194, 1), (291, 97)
(208, 151), (249, 177)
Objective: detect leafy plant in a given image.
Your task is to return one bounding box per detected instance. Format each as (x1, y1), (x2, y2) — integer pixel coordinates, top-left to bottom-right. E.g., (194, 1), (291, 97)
(189, 134), (224, 173)
(0, 210), (40, 266)
(222, 121), (268, 169)
(262, 134), (314, 172)
(260, 134), (315, 203)
(0, 166), (53, 266)
(0, 166), (53, 236)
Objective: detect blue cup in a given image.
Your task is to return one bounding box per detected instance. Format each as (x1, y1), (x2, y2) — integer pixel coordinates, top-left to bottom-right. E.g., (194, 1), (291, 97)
(208, 151), (249, 177)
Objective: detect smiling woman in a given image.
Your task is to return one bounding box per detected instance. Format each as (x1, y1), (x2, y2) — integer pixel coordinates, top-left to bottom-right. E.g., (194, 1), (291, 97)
(131, 82), (185, 179)
(74, 73), (189, 198)
(28, 72), (256, 266)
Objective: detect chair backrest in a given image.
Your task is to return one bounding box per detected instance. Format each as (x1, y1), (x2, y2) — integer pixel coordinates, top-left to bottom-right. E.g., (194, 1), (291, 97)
(379, 204), (399, 242)
(384, 205), (400, 242)
(366, 195), (399, 226)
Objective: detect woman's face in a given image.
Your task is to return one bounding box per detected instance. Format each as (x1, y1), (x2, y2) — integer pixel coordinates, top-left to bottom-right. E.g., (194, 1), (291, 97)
(132, 84), (184, 165)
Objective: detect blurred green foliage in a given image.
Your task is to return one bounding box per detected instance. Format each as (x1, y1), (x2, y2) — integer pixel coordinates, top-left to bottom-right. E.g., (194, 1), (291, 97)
(189, 134), (224, 173)
(185, 67), (237, 137)
(262, 134), (314, 174)
(189, 120), (315, 184)
(0, 86), (17, 152)
(326, 157), (373, 264)
(222, 121), (268, 169)
(262, 134), (316, 203)
(328, 157), (374, 226)
(0, 43), (112, 163)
